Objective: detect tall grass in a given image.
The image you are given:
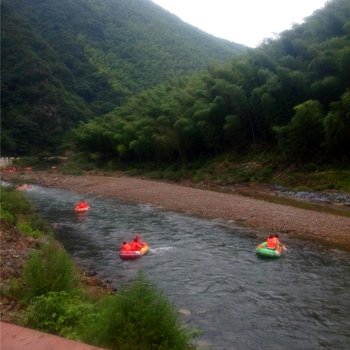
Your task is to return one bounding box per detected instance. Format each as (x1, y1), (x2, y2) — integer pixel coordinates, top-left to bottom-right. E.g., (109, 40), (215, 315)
(0, 186), (32, 224)
(21, 240), (77, 301)
(1, 186), (51, 236)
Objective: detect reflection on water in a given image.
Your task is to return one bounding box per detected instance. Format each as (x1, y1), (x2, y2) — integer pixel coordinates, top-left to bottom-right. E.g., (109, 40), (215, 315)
(22, 184), (350, 350)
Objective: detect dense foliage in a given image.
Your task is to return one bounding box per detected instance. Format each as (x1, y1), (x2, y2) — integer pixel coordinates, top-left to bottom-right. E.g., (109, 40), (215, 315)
(81, 273), (195, 350)
(74, 0), (350, 166)
(1, 0), (245, 156)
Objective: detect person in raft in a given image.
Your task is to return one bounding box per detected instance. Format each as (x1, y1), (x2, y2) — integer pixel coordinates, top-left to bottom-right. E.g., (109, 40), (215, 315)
(266, 234), (281, 250)
(130, 238), (143, 251)
(121, 241), (132, 251)
(134, 234), (146, 246)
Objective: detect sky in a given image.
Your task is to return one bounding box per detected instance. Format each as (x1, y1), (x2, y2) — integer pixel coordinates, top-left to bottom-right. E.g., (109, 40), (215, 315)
(151, 0), (328, 47)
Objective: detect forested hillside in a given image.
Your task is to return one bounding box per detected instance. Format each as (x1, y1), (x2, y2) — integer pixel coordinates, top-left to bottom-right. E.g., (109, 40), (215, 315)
(74, 0), (350, 166)
(1, 0), (245, 155)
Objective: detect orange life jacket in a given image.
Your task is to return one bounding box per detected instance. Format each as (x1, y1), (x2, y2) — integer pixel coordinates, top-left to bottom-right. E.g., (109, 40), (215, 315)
(266, 237), (278, 249)
(130, 241), (142, 251)
(137, 239), (145, 247)
(121, 243), (131, 251)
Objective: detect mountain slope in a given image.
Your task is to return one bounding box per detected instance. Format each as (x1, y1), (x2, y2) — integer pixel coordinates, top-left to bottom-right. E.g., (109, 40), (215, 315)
(72, 0), (350, 166)
(1, 0), (246, 155)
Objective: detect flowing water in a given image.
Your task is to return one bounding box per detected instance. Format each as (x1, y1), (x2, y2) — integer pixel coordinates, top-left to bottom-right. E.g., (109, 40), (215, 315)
(19, 184), (350, 350)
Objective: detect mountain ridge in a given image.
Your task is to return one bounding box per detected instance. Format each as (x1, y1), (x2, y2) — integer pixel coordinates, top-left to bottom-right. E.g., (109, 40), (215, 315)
(1, 0), (246, 155)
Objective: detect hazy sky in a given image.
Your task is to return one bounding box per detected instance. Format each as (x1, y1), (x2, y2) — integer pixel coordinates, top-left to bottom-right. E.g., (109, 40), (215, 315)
(151, 0), (328, 47)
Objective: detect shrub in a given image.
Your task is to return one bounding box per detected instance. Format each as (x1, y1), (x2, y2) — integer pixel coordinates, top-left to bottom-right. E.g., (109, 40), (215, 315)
(1, 186), (52, 236)
(0, 209), (16, 226)
(18, 222), (42, 238)
(0, 187), (32, 223)
(24, 291), (92, 338)
(21, 240), (76, 301)
(1, 276), (23, 300)
(82, 272), (195, 350)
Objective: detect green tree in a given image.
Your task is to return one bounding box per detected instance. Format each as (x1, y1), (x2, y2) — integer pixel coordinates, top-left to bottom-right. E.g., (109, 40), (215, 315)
(274, 100), (325, 162)
(323, 91), (350, 157)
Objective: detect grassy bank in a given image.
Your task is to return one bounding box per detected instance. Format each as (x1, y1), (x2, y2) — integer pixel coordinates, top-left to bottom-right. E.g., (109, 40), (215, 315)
(0, 186), (197, 349)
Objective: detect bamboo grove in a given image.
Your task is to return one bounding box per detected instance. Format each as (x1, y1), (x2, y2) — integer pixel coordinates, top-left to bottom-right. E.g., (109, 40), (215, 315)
(74, 0), (350, 165)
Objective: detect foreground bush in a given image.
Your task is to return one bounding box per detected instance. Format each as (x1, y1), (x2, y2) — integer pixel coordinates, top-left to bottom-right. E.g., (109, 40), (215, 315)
(25, 291), (92, 338)
(81, 272), (195, 350)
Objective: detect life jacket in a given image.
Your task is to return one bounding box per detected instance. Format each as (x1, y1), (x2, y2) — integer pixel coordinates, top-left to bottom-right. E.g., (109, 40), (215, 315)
(134, 235), (145, 246)
(121, 243), (131, 251)
(137, 239), (145, 247)
(266, 237), (278, 249)
(130, 241), (142, 251)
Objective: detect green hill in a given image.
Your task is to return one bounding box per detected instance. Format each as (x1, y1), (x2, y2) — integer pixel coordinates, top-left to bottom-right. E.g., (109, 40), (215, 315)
(73, 0), (350, 168)
(1, 0), (246, 155)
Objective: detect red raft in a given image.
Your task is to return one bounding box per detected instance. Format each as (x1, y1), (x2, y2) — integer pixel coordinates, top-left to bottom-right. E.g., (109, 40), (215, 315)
(74, 201), (90, 213)
(119, 244), (150, 260)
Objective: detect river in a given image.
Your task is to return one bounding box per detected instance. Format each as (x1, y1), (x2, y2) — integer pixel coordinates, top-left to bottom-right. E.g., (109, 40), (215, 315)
(21, 184), (350, 350)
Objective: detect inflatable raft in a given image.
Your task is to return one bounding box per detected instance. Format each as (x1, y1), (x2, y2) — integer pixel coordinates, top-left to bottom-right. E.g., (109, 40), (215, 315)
(256, 241), (283, 258)
(74, 202), (90, 213)
(120, 244), (150, 260)
(16, 184), (32, 191)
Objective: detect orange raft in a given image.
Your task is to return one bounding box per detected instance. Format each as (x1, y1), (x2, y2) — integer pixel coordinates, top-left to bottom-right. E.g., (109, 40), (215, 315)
(120, 244), (150, 260)
(74, 201), (90, 213)
(15, 184), (32, 191)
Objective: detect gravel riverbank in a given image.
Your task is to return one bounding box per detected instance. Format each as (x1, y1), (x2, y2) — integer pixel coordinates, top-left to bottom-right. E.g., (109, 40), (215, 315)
(3, 171), (350, 251)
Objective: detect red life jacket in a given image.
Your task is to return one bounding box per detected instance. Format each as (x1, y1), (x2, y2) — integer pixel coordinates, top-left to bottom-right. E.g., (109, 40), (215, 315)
(130, 241), (142, 251)
(267, 237), (277, 249)
(121, 243), (131, 251)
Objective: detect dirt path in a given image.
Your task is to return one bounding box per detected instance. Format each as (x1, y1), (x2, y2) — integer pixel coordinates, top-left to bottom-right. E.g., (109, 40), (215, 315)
(0, 322), (104, 350)
(4, 171), (350, 251)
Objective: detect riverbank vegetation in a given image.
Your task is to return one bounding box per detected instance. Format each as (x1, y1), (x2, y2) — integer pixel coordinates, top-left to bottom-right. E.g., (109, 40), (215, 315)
(0, 187), (197, 349)
(111, 152), (350, 192)
(15, 149), (349, 193)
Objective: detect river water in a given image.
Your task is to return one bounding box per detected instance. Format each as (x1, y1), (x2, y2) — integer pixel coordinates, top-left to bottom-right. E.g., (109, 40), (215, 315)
(20, 184), (350, 350)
